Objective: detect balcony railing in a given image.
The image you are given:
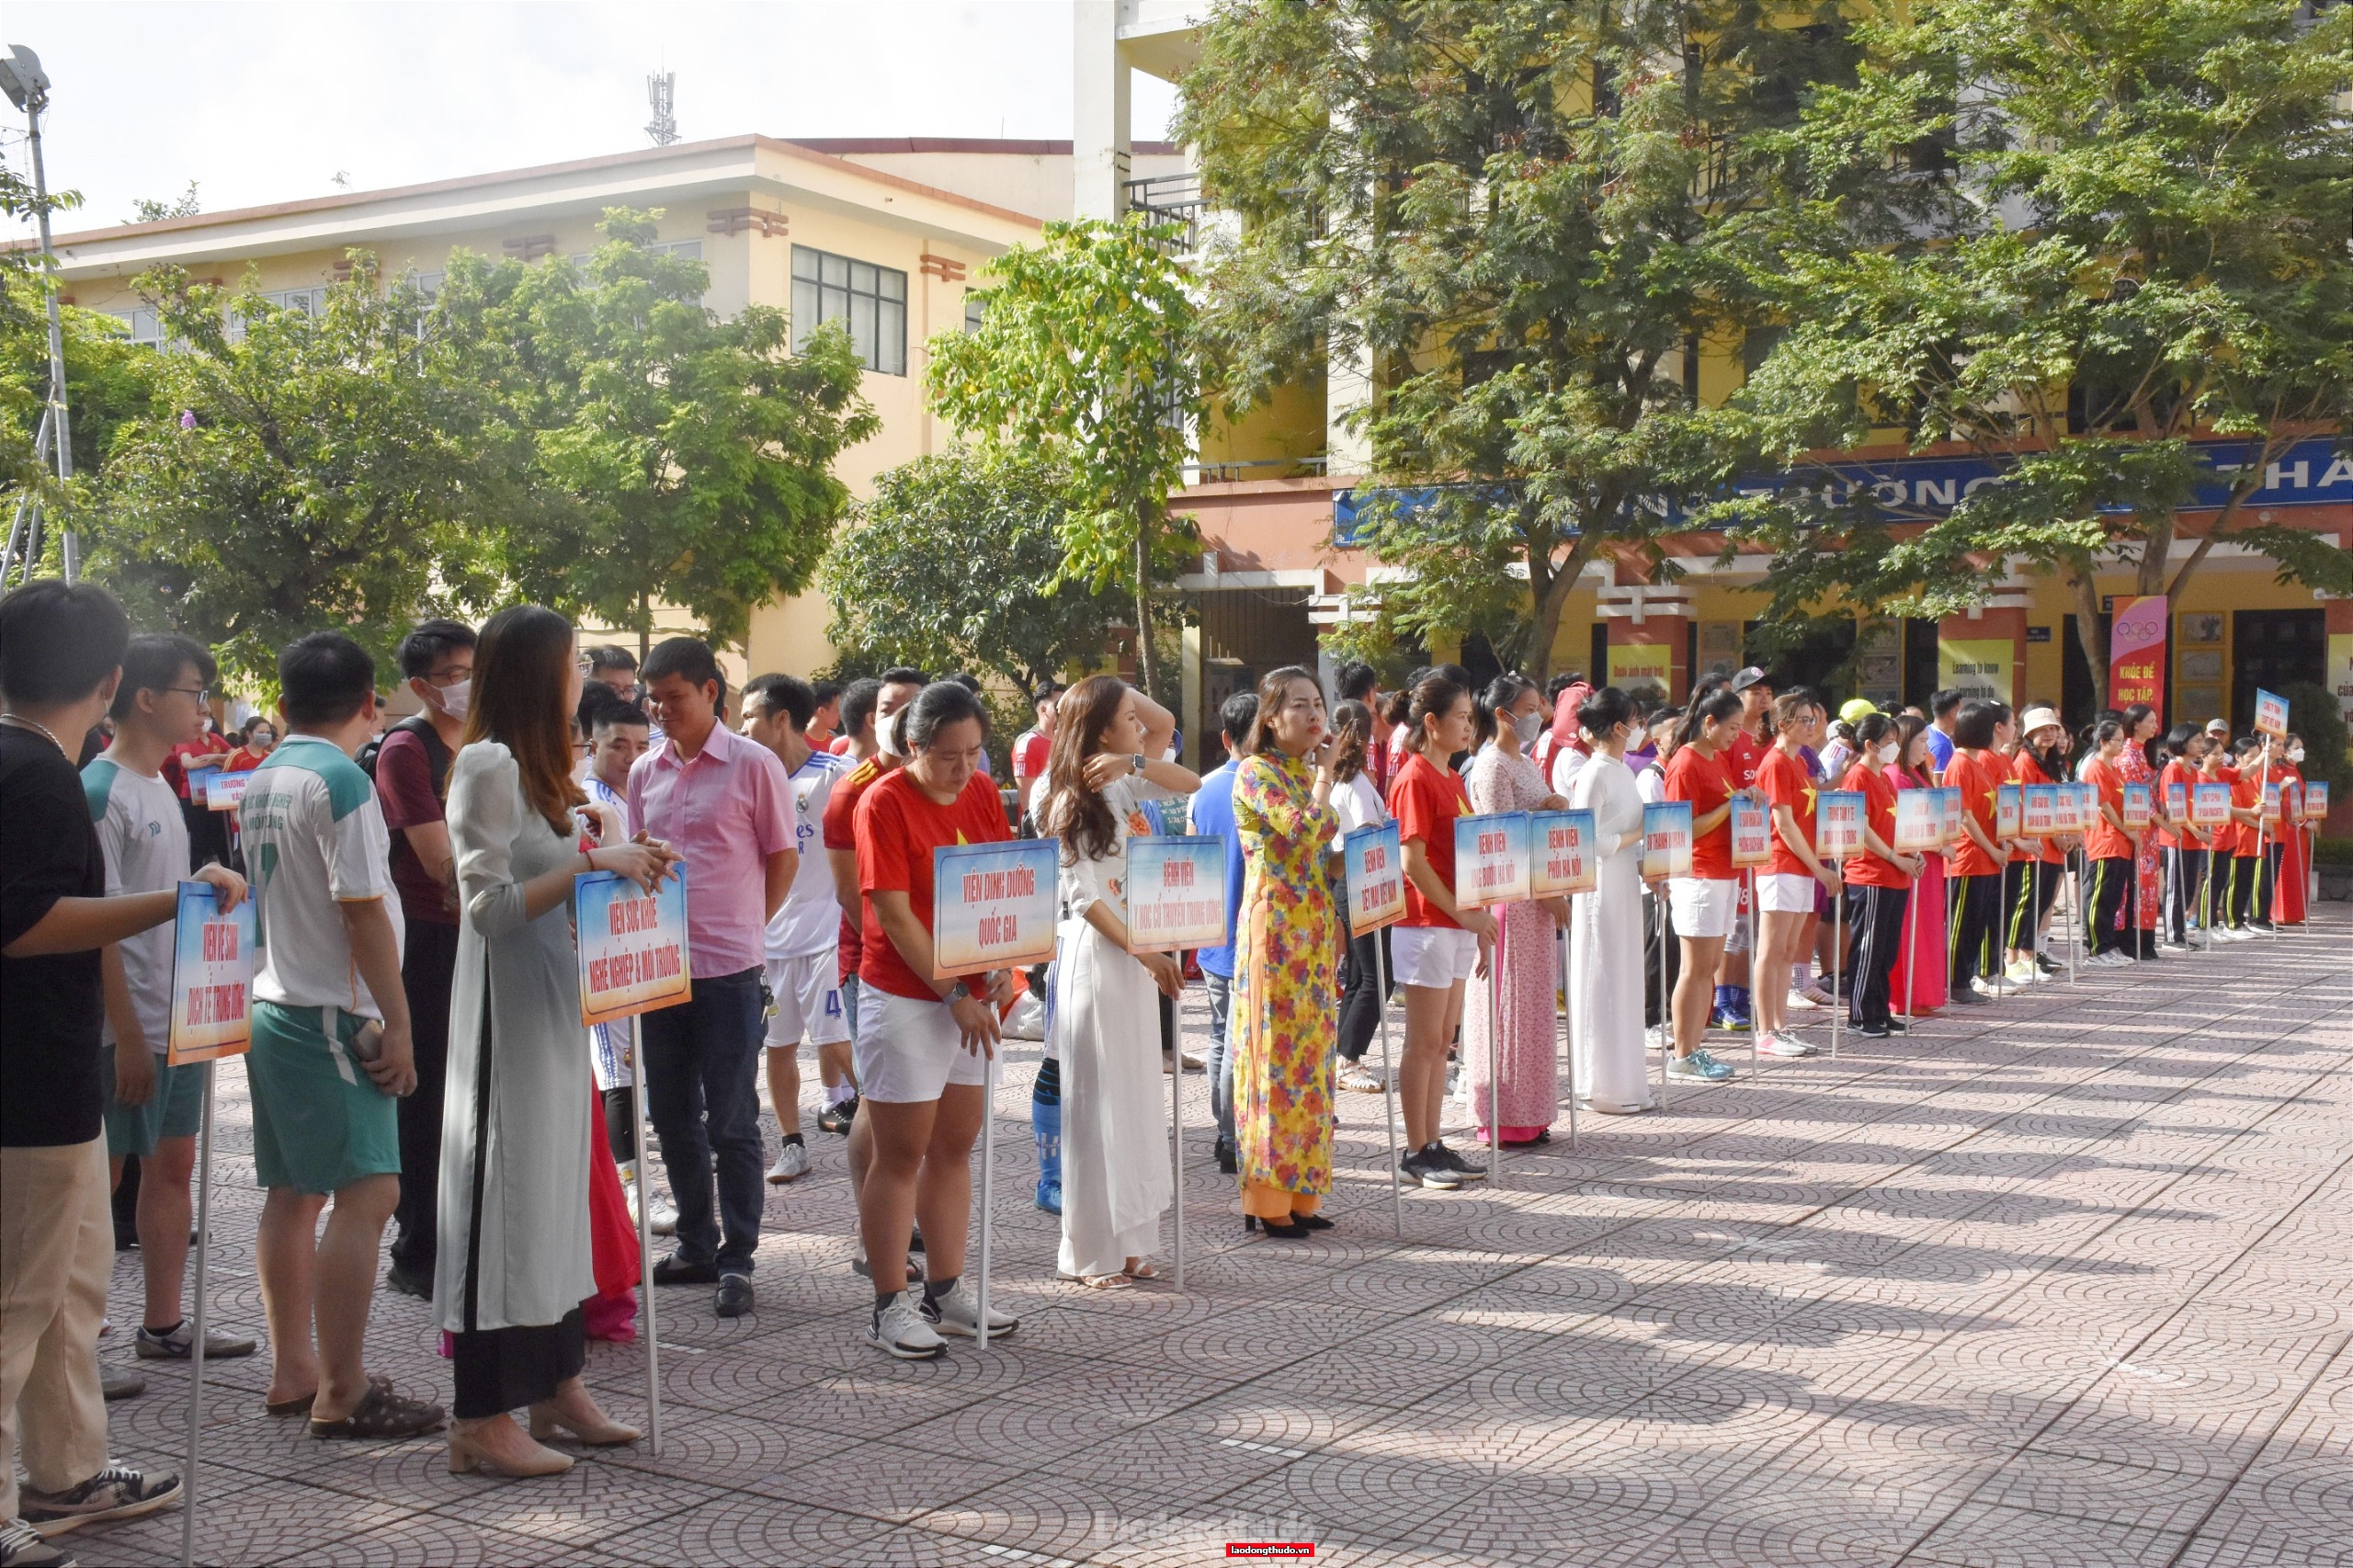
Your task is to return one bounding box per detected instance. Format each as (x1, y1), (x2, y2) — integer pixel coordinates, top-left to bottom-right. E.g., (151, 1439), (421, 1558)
(1123, 172), (1207, 254)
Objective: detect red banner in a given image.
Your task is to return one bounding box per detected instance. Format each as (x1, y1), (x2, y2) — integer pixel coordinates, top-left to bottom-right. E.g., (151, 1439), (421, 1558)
(2109, 595), (2167, 712)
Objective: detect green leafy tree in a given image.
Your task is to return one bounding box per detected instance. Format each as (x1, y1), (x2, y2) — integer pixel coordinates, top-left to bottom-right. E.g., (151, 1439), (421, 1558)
(820, 445), (1119, 701)
(442, 210), (879, 655)
(1732, 0), (2353, 710)
(86, 258), (499, 683)
(926, 217), (1202, 697)
(1181, 0), (1851, 680)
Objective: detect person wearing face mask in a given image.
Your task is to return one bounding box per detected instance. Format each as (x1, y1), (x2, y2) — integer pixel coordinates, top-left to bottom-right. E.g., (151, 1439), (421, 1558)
(1838, 713), (1925, 1038)
(2006, 708), (2073, 978)
(1462, 674), (1571, 1146)
(222, 717), (279, 774)
(2273, 733), (2310, 928)
(375, 617), (477, 1301)
(1568, 686), (1653, 1114)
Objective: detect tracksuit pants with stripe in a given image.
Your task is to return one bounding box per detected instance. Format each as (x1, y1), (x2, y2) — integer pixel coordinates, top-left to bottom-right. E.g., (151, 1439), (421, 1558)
(1949, 871), (2003, 991)
(2004, 859), (2061, 955)
(2225, 852), (2268, 928)
(1844, 883), (1909, 1030)
(2085, 856), (2135, 956)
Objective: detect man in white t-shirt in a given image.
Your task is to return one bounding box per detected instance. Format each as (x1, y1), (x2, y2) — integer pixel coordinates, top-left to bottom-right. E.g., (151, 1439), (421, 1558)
(239, 631), (442, 1440)
(85, 634), (260, 1365)
(743, 675), (856, 1184)
(1008, 682), (1063, 805)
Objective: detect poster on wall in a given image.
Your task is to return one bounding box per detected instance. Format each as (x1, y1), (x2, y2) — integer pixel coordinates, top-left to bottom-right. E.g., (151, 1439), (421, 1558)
(1606, 642), (1675, 703)
(2331, 632), (2353, 746)
(1937, 636), (2011, 706)
(2108, 596), (2168, 711)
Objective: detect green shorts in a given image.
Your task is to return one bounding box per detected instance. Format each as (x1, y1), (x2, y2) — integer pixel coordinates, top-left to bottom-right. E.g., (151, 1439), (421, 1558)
(101, 1045), (209, 1158)
(247, 1000), (401, 1196)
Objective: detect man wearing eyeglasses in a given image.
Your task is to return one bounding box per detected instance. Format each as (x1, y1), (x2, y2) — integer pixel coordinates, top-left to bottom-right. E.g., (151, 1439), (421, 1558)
(374, 618), (475, 1301)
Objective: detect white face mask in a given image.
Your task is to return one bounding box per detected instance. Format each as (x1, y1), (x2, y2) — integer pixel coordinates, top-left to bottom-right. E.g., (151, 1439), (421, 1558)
(435, 679), (471, 722)
(877, 710), (905, 757)
(1878, 742), (1901, 765)
(1513, 711), (1544, 746)
(2288, 744), (2304, 762)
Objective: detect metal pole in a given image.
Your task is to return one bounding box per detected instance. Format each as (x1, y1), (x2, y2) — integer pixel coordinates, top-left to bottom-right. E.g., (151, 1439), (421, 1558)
(2066, 847), (2080, 986)
(1373, 933), (1403, 1238)
(2200, 841), (2214, 949)
(2255, 756), (2275, 942)
(179, 1065), (214, 1568)
(22, 85), (77, 579)
(629, 1017), (660, 1456)
(1829, 865), (1843, 1062)
(1903, 864), (1919, 1024)
(976, 1047), (996, 1347)
(1746, 869), (1760, 1070)
(1165, 990), (1183, 1293)
(1487, 915), (1504, 1191)
(1654, 888), (1671, 1111)
(1559, 918), (1575, 1151)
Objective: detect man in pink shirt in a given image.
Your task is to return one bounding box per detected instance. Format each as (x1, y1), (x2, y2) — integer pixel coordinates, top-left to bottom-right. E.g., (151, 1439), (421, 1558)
(626, 638), (794, 1319)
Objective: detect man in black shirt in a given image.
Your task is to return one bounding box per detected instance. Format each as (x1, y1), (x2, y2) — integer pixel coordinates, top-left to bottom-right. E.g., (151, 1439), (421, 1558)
(1, 581), (243, 1562)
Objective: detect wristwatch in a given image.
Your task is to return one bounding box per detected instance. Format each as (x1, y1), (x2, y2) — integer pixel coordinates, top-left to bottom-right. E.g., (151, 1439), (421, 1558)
(1131, 753), (1147, 776)
(945, 981), (973, 1004)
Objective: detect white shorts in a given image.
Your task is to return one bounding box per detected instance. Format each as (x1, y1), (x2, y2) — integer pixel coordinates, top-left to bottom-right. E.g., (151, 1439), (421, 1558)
(1667, 877), (1737, 940)
(1392, 924), (1478, 988)
(1756, 872), (1818, 915)
(765, 950), (851, 1051)
(853, 983), (990, 1104)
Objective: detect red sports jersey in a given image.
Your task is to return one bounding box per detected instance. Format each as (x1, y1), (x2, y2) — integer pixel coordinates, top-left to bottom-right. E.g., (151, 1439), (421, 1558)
(1756, 744), (1819, 878)
(1388, 750), (1471, 928)
(2083, 756), (2132, 862)
(1664, 744), (1735, 881)
(1839, 763), (1908, 888)
(853, 767), (1014, 1001)
(1947, 750), (2003, 879)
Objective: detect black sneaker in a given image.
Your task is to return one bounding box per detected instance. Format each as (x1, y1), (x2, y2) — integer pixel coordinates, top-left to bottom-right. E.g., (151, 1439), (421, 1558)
(1213, 1135), (1237, 1176)
(1949, 987), (1987, 1006)
(21, 1463), (182, 1531)
(1435, 1142), (1487, 1182)
(2034, 953), (2060, 974)
(1400, 1146), (1461, 1191)
(651, 1254), (719, 1286)
(817, 1096), (858, 1135)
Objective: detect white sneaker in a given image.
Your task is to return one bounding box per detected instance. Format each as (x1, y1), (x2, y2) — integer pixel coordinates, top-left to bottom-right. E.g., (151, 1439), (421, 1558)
(1786, 989), (1822, 1011)
(2004, 961), (2040, 986)
(867, 1290), (947, 1360)
(1756, 1032), (1813, 1059)
(920, 1277), (1018, 1340)
(620, 1165), (676, 1233)
(767, 1139), (810, 1184)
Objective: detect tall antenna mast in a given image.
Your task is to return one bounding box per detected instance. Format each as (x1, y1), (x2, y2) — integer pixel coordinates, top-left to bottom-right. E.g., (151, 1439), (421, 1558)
(645, 72), (678, 147)
(0, 43), (74, 585)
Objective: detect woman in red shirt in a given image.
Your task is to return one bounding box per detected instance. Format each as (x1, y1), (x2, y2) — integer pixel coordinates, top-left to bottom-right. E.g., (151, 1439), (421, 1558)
(2154, 724), (2209, 947)
(1385, 674), (1497, 1190)
(2223, 735), (2276, 932)
(1943, 700), (2012, 1003)
(2004, 708), (2072, 979)
(852, 682), (1019, 1358)
(1663, 687), (1748, 1080)
(2275, 734), (2311, 927)
(2078, 720), (2141, 963)
(1756, 691), (1839, 1059)
(1839, 713), (1925, 1037)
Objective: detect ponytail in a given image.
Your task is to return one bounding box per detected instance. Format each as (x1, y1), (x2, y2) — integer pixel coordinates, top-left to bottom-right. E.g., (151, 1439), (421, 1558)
(1401, 675), (1467, 757)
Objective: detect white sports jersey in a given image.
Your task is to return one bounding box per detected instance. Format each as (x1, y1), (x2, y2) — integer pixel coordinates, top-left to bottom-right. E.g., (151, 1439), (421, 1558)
(765, 751), (846, 960)
(240, 735), (404, 1015)
(82, 756), (188, 1050)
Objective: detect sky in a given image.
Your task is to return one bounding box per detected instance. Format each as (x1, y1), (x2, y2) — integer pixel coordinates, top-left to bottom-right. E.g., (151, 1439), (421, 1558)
(3, 1), (1182, 233)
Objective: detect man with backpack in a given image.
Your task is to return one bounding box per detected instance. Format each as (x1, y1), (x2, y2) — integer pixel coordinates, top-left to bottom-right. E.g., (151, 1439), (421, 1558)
(370, 618), (474, 1300)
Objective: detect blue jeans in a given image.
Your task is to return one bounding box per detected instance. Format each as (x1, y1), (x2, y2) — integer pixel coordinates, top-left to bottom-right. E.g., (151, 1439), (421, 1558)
(639, 966), (766, 1276)
(1202, 969), (1236, 1143)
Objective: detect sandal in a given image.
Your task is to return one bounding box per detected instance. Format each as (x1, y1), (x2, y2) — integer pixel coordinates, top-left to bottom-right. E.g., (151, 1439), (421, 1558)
(267, 1373), (391, 1416)
(1125, 1261), (1160, 1281)
(1074, 1272), (1131, 1290)
(310, 1381), (448, 1441)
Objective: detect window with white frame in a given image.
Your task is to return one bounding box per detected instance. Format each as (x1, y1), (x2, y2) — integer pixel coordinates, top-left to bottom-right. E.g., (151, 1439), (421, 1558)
(790, 245), (906, 375)
(225, 285), (331, 342)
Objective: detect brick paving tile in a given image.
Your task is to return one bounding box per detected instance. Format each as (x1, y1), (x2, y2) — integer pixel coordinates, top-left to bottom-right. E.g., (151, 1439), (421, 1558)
(60, 906), (2348, 1565)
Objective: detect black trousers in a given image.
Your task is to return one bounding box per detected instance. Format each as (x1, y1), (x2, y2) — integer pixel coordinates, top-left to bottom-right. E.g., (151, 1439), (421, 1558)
(601, 1086), (635, 1163)
(640, 967), (767, 1277)
(2226, 853), (2268, 927)
(390, 915), (460, 1275)
(1643, 891), (1681, 1028)
(1336, 926), (1393, 1063)
(2163, 846), (2208, 943)
(2085, 856), (2134, 954)
(180, 798), (232, 872)
(1949, 872), (2002, 989)
(1845, 883), (1909, 1029)
(2004, 858), (2061, 954)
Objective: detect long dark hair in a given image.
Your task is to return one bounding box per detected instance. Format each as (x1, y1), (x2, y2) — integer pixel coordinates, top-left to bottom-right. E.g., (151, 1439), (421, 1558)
(1894, 711), (1929, 786)
(2122, 702), (2158, 767)
(1668, 687), (1743, 762)
(1043, 674), (1130, 863)
(1472, 673), (1538, 750)
(1395, 674), (1466, 758)
(1330, 699), (1374, 784)
(459, 605), (585, 834)
(1241, 665), (1323, 757)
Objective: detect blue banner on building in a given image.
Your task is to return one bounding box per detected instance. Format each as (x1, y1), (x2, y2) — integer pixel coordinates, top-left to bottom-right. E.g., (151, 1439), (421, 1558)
(1331, 436), (2353, 546)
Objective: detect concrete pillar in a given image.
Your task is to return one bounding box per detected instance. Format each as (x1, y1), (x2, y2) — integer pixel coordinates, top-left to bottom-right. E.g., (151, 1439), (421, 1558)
(1327, 336), (1374, 477)
(1074, 0), (1131, 223)
(1597, 579), (1697, 705)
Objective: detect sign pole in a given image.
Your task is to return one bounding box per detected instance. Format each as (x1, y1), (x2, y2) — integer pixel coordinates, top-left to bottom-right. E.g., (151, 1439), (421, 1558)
(977, 1044), (997, 1347)
(1903, 863), (1919, 1025)
(2255, 754), (2275, 943)
(1487, 916), (1505, 1191)
(1165, 991), (1184, 1293)
(1560, 925), (1576, 1151)
(178, 1067), (214, 1568)
(1829, 864), (1843, 1062)
(630, 1017), (660, 1456)
(1373, 936), (1404, 1237)
(1746, 869), (1761, 1071)
(1655, 889), (1671, 1112)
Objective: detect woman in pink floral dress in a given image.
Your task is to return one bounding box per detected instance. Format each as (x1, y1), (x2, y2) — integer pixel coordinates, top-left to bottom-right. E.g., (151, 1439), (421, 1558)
(1463, 676), (1571, 1144)
(2119, 705), (2163, 956)
(1231, 667), (1343, 1236)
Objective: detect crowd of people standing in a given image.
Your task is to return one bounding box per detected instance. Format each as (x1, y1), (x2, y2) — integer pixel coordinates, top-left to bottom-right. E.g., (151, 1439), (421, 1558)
(0, 573), (2330, 1562)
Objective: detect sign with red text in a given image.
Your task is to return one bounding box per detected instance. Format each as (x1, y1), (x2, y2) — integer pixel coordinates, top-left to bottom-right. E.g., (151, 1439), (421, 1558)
(2254, 687), (2289, 738)
(2306, 781), (2330, 822)
(2051, 782), (2087, 835)
(574, 866), (693, 1026)
(1529, 809), (1597, 897)
(1938, 786), (1963, 847)
(2109, 596), (2167, 711)
(2191, 782), (2232, 827)
(2120, 783), (2153, 831)
(1894, 787), (1942, 852)
(1995, 784), (2022, 839)
(2023, 784), (2057, 837)
(1816, 790), (1864, 858)
(166, 881), (255, 1065)
(2262, 780), (2282, 824)
(1729, 795), (1770, 869)
(1453, 812), (1530, 910)
(1641, 801), (1694, 879)
(2165, 780), (2188, 823)
(931, 840), (1058, 977)
(205, 769), (256, 812)
(1343, 822), (1407, 933)
(1122, 835), (1230, 954)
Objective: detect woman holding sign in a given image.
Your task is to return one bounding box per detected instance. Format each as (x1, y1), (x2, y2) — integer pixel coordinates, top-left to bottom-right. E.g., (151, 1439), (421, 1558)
(2155, 725), (2209, 948)
(1661, 687), (1748, 1083)
(1040, 676), (1199, 1285)
(437, 606), (671, 1478)
(1568, 687), (1653, 1113)
(2079, 720), (2142, 965)
(2006, 709), (2072, 978)
(1942, 700), (2012, 1004)
(1838, 714), (1924, 1037)
(1387, 675), (1499, 1188)
(1755, 692), (1837, 1058)
(2119, 705), (2165, 958)
(1463, 675), (1570, 1144)
(2274, 735), (2309, 927)
(1884, 717), (1949, 1013)
(1233, 667), (1346, 1231)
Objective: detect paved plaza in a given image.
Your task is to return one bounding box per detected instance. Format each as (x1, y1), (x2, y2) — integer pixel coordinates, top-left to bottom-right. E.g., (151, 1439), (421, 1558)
(76, 909), (2350, 1567)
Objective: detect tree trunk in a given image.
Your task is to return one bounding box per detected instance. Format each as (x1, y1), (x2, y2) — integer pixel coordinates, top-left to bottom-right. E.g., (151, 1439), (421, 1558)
(2067, 563), (2108, 714)
(1131, 505), (1158, 699)
(1522, 530), (1597, 687)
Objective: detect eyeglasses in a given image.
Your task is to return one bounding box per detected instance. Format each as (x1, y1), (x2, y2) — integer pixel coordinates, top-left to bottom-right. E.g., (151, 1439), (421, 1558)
(165, 687), (212, 702)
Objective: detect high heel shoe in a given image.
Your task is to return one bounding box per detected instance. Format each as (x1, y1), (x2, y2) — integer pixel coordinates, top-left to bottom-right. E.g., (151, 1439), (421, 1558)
(447, 1422), (574, 1477)
(529, 1403), (642, 1448)
(1245, 1214), (1310, 1239)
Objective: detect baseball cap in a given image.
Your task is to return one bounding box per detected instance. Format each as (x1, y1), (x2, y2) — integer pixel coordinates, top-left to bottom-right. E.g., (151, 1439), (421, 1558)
(1838, 698), (1877, 725)
(2203, 717), (2229, 734)
(1730, 665), (1773, 693)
